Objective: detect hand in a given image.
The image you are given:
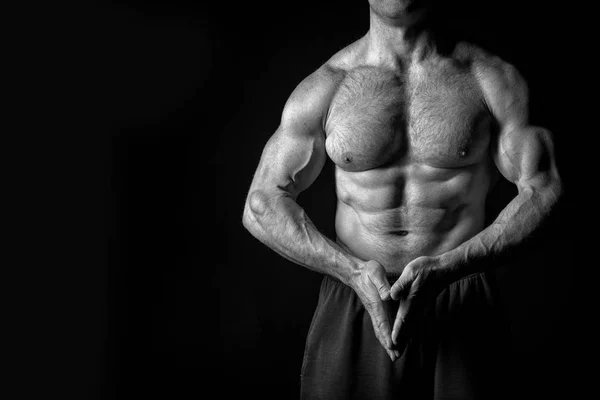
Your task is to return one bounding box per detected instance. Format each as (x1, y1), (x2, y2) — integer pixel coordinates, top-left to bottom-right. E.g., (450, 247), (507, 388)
(389, 256), (447, 354)
(350, 260), (400, 362)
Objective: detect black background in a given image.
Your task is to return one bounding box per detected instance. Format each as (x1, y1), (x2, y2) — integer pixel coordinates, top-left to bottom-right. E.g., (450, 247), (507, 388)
(15, 0), (590, 399)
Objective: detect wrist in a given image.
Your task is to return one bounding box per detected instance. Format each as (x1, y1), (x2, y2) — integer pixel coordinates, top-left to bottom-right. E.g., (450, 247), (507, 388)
(336, 254), (364, 287)
(436, 251), (476, 283)
(342, 260), (363, 287)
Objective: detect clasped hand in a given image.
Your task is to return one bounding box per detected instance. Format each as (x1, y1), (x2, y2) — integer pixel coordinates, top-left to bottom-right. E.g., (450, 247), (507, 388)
(350, 257), (447, 362)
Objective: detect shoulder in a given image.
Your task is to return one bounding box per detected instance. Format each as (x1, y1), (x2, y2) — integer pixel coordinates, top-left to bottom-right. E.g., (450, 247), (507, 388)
(284, 65), (342, 113)
(453, 42), (527, 95)
(455, 42), (529, 125)
(280, 65), (342, 132)
(281, 40), (361, 126)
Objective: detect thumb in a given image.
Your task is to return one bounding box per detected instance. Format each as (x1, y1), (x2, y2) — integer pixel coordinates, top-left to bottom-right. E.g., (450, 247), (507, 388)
(390, 275), (410, 301)
(366, 261), (392, 301)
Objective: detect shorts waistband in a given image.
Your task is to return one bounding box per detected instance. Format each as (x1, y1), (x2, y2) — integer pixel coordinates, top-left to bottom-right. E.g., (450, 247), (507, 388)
(325, 271), (487, 288)
(325, 272), (403, 286)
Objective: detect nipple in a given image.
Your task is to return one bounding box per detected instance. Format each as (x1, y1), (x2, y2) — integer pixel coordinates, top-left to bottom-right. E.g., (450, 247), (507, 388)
(458, 147), (468, 158)
(342, 152), (353, 164)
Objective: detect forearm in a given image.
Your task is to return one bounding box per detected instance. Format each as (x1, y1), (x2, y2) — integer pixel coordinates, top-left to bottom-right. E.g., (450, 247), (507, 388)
(438, 180), (562, 280)
(243, 190), (362, 284)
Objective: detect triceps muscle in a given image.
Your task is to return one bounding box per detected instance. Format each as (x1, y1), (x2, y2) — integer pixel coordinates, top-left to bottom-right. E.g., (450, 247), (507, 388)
(244, 127), (358, 282)
(245, 189), (357, 282)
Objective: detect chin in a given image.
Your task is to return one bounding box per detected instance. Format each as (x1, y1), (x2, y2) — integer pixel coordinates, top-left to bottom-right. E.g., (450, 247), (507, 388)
(369, 0), (432, 19)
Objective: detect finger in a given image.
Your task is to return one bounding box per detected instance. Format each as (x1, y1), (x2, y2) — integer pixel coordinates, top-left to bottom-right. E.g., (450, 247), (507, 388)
(391, 294), (413, 346)
(365, 298), (393, 351)
(362, 278), (396, 362)
(361, 268), (397, 361)
(385, 348), (396, 362)
(366, 302), (400, 362)
(367, 266), (392, 301)
(390, 275), (410, 301)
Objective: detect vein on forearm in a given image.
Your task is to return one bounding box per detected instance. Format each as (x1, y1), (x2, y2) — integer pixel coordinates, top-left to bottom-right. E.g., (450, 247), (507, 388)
(245, 191), (358, 283)
(445, 182), (561, 277)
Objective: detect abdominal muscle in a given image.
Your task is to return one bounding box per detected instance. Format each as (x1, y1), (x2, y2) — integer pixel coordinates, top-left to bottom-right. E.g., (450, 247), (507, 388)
(334, 162), (492, 274)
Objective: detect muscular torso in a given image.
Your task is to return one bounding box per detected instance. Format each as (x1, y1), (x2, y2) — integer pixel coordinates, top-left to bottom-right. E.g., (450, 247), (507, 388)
(324, 47), (496, 273)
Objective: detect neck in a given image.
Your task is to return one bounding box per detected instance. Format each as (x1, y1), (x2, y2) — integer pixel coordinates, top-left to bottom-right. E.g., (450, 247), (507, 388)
(366, 7), (435, 66)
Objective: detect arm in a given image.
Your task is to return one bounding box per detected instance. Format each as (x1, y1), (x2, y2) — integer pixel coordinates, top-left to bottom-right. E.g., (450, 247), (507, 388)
(438, 60), (563, 279)
(243, 69), (399, 360)
(242, 69), (359, 283)
(389, 59), (563, 347)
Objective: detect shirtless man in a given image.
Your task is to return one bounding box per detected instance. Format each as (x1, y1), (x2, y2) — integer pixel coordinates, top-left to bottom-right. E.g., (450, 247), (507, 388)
(243, 0), (562, 398)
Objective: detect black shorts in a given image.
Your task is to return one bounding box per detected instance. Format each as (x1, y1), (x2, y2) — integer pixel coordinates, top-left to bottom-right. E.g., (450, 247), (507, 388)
(300, 272), (511, 400)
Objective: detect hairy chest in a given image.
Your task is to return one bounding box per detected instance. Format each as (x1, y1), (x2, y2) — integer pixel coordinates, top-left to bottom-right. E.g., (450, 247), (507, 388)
(324, 64), (492, 171)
